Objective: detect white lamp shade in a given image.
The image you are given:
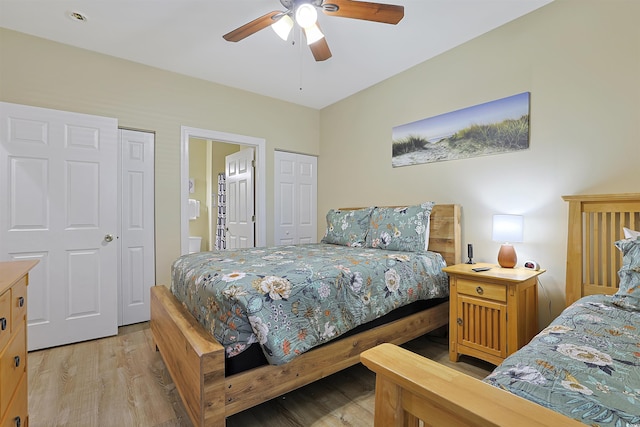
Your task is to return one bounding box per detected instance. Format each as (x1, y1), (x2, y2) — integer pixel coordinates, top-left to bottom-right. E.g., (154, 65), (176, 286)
(271, 14), (293, 41)
(303, 23), (324, 45)
(295, 3), (318, 28)
(492, 214), (524, 243)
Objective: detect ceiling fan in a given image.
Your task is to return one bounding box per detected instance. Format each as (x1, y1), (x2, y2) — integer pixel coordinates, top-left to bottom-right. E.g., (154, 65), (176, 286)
(222, 0), (404, 62)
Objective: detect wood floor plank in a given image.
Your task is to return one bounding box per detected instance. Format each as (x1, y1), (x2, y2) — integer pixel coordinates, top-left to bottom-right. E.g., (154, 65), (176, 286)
(28, 323), (492, 426)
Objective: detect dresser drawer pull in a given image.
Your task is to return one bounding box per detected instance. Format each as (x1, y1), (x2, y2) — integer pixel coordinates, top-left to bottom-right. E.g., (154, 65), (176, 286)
(14, 416), (21, 427)
(476, 286), (484, 295)
(18, 296), (24, 308)
(0, 317), (6, 330)
(14, 355), (21, 368)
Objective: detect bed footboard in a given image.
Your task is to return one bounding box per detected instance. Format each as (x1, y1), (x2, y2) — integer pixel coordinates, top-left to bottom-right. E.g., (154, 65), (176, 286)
(150, 285), (226, 426)
(360, 343), (583, 427)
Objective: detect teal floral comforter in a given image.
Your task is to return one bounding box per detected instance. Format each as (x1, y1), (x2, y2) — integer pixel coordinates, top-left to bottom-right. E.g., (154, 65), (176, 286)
(485, 295), (640, 426)
(171, 243), (448, 365)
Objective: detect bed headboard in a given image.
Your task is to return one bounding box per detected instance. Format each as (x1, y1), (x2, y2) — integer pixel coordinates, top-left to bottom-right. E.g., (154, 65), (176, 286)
(339, 204), (462, 267)
(563, 193), (640, 305)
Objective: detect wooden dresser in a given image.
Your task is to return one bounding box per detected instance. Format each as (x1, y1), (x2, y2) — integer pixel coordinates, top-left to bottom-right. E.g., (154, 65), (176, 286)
(0, 260), (37, 427)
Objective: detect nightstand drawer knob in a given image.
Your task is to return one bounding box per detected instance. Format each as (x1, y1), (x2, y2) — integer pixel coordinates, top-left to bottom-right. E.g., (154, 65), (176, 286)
(475, 286), (484, 295)
(14, 416), (21, 427)
(0, 317), (6, 331)
(18, 296), (24, 307)
(14, 355), (21, 367)
(457, 318), (463, 326)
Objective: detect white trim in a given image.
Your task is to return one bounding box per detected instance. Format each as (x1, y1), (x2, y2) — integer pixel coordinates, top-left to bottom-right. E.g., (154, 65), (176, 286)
(180, 126), (266, 255)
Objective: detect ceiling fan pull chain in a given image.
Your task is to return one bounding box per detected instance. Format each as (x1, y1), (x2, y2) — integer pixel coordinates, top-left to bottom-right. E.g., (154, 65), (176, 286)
(299, 28), (304, 91)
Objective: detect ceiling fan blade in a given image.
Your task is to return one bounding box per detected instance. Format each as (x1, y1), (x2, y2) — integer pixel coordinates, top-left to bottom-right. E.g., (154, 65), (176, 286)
(308, 36), (332, 61)
(303, 23), (332, 61)
(322, 0), (404, 24)
(223, 11), (280, 42)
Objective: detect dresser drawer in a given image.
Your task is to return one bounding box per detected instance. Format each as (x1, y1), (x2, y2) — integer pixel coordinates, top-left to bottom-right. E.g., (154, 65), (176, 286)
(10, 279), (26, 333)
(0, 291), (10, 351)
(457, 278), (506, 302)
(0, 323), (26, 417)
(1, 374), (27, 427)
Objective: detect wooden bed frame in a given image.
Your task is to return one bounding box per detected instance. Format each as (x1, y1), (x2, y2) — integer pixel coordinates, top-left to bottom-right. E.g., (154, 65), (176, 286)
(151, 203), (461, 426)
(360, 193), (640, 426)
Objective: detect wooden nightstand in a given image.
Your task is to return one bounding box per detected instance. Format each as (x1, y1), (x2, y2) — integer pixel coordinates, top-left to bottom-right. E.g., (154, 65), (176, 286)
(443, 263), (545, 365)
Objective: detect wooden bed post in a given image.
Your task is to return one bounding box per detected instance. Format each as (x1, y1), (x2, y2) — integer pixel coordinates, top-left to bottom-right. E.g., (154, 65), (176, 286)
(563, 196), (584, 305)
(373, 374), (419, 427)
(150, 285), (227, 426)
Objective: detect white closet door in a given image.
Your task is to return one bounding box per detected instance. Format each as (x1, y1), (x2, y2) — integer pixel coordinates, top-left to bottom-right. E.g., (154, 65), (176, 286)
(0, 102), (118, 351)
(119, 129), (155, 326)
(274, 151), (317, 246)
(274, 152), (296, 245)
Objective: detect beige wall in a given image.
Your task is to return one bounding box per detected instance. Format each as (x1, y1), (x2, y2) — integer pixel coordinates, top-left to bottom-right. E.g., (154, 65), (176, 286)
(0, 28), (320, 284)
(2, 0), (638, 327)
(319, 0), (640, 326)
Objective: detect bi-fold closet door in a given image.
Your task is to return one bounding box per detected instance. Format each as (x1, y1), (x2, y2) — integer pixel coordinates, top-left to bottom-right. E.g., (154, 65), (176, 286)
(118, 129), (155, 327)
(0, 102), (154, 351)
(274, 151), (317, 246)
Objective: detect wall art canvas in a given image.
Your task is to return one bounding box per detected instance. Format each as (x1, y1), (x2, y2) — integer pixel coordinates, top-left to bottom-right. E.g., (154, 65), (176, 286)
(392, 92), (530, 167)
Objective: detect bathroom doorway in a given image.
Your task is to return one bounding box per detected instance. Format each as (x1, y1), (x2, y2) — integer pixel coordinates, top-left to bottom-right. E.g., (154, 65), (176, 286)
(188, 138), (245, 252)
(180, 126), (266, 255)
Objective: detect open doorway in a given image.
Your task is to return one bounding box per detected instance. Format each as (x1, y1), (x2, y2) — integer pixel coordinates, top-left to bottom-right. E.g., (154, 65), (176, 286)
(180, 126), (266, 255)
(188, 138), (240, 252)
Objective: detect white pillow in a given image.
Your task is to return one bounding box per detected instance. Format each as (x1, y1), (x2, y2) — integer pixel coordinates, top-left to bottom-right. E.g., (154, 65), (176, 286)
(624, 227), (640, 239)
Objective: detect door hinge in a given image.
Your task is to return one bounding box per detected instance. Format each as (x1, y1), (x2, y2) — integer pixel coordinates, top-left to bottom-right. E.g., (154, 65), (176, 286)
(252, 215), (256, 222)
(252, 159), (256, 168)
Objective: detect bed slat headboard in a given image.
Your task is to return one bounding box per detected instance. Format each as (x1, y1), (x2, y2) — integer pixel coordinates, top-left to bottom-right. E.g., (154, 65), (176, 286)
(563, 193), (640, 305)
(338, 204), (462, 266)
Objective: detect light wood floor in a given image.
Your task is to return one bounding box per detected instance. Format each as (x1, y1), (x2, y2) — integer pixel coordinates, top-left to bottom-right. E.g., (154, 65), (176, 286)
(27, 323), (495, 427)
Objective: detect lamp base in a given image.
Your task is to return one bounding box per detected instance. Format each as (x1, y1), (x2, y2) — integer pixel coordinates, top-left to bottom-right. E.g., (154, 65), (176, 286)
(497, 244), (517, 268)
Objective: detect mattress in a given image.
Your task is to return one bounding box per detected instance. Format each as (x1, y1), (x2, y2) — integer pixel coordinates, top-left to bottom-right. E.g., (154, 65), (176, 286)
(484, 294), (640, 426)
(171, 243), (449, 365)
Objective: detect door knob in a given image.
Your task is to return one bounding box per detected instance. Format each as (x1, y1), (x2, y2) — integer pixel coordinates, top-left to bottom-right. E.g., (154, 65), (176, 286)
(104, 234), (114, 242)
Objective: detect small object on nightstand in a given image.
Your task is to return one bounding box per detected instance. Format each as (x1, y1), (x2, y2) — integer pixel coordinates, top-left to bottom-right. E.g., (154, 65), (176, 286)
(471, 266), (491, 272)
(465, 243), (475, 264)
(524, 260), (540, 270)
(443, 262), (545, 366)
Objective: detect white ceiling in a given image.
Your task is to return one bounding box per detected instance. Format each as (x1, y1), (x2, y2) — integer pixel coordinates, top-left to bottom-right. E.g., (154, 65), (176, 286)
(0, 0), (553, 109)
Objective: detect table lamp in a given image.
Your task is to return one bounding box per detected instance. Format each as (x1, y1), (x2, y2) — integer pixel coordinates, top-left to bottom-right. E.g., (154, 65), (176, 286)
(492, 214), (523, 268)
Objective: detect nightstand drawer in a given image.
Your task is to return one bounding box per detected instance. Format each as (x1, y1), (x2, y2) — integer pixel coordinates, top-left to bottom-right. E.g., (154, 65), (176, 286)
(457, 279), (506, 302)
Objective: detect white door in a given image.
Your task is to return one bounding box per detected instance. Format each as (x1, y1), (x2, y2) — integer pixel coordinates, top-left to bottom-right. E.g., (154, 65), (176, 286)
(0, 102), (118, 351)
(119, 129), (155, 326)
(274, 151), (317, 245)
(225, 148), (254, 249)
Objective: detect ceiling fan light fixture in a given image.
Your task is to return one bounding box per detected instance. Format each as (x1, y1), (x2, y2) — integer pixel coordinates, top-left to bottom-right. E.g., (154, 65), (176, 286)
(295, 3), (318, 28)
(303, 23), (324, 45)
(271, 14), (294, 40)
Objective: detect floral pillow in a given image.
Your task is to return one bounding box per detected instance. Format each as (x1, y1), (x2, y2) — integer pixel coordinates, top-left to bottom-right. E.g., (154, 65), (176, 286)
(321, 207), (374, 247)
(612, 237), (640, 311)
(366, 202), (434, 252)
